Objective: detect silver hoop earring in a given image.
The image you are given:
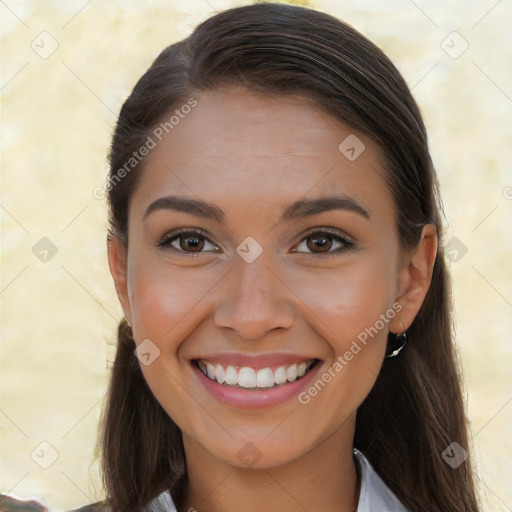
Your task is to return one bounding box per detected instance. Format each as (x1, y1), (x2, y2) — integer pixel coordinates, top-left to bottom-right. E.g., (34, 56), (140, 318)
(386, 332), (407, 359)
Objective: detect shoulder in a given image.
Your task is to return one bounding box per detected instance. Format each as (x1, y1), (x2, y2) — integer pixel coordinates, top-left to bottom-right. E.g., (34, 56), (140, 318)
(0, 494), (48, 511)
(72, 493), (176, 512)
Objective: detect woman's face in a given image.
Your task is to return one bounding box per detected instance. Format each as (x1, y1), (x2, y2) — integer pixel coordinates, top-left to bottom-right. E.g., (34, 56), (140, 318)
(109, 88), (427, 469)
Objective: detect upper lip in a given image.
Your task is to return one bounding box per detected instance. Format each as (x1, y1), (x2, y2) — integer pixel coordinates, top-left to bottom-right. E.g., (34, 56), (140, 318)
(192, 352), (320, 370)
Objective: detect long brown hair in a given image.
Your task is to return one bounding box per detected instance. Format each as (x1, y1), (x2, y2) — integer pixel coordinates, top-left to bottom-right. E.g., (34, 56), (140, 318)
(98, 3), (480, 511)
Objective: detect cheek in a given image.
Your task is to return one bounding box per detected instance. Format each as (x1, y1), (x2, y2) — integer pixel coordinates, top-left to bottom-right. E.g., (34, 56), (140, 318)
(128, 258), (215, 343)
(126, 262), (218, 429)
(290, 262), (394, 425)
(291, 256), (396, 351)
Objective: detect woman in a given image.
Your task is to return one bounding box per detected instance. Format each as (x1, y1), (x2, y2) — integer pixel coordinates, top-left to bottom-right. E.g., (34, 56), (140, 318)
(87, 3), (480, 511)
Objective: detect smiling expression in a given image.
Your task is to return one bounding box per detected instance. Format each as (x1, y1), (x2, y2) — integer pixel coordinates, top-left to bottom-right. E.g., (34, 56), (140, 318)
(108, 87), (421, 468)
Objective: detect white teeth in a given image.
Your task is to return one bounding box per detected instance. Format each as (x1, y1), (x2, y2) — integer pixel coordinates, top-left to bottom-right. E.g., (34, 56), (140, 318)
(274, 366), (287, 385)
(225, 365), (238, 385)
(197, 359), (316, 389)
(206, 362), (216, 380)
(256, 368), (274, 388)
(215, 364), (225, 384)
(286, 364), (298, 382)
(238, 367), (257, 388)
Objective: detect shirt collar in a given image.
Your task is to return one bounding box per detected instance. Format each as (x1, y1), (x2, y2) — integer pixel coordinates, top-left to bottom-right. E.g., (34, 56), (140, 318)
(353, 448), (409, 512)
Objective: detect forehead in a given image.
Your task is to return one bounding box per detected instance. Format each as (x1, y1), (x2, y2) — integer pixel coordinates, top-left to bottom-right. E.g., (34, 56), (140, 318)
(130, 88), (394, 222)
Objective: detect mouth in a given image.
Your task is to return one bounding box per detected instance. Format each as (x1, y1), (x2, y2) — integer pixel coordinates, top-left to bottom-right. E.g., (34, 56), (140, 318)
(193, 358), (320, 390)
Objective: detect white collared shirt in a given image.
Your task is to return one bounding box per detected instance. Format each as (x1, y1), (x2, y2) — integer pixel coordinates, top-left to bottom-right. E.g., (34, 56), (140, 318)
(143, 449), (409, 512)
(352, 449), (409, 511)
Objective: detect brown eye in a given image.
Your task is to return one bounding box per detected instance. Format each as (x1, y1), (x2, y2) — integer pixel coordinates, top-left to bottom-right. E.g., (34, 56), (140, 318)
(158, 229), (219, 254)
(306, 234), (334, 253)
(292, 230), (354, 257)
(177, 234), (204, 252)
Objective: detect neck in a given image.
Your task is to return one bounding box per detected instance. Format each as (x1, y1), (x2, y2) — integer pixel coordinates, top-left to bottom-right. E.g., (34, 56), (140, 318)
(179, 426), (359, 512)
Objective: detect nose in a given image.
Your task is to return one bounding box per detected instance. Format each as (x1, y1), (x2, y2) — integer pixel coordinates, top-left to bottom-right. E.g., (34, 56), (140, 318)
(213, 252), (295, 341)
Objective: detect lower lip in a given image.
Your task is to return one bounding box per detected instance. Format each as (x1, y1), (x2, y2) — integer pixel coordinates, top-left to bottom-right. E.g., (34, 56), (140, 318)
(191, 361), (322, 409)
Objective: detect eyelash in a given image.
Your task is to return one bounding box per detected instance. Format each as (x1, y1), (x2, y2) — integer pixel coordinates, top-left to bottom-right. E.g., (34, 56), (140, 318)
(157, 227), (355, 258)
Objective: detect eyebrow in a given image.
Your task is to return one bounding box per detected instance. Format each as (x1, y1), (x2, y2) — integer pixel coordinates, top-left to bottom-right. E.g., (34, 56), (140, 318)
(143, 194), (370, 223)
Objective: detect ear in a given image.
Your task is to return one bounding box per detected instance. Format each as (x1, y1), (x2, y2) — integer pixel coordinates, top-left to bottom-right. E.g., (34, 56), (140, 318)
(389, 224), (438, 333)
(107, 234), (132, 325)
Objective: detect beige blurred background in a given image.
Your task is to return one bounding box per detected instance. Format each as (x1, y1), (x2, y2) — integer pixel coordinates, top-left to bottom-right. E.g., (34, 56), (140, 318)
(1, 0), (511, 510)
